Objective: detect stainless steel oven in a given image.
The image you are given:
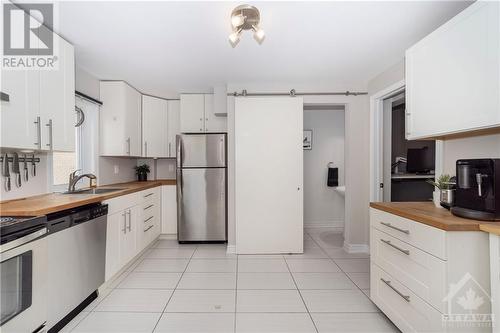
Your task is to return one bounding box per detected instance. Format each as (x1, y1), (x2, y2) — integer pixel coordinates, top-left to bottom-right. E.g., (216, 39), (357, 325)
(0, 217), (47, 333)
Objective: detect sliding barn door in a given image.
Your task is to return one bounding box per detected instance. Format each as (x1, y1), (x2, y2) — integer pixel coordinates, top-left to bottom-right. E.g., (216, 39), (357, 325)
(235, 97), (303, 254)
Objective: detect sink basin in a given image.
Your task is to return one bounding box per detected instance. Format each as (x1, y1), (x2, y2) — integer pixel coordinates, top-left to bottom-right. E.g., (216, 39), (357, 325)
(63, 188), (123, 195)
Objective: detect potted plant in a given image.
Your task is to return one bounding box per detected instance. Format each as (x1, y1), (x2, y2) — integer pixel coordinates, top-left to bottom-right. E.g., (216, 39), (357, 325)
(134, 164), (150, 182)
(427, 174), (455, 208)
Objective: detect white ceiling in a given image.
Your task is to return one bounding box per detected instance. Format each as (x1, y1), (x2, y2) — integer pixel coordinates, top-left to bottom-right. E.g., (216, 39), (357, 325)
(57, 1), (472, 98)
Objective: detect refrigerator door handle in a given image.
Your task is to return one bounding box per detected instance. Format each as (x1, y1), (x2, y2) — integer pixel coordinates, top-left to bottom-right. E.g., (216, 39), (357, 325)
(176, 135), (182, 168)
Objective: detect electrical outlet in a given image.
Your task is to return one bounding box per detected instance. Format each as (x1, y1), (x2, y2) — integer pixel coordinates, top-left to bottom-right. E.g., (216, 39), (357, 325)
(168, 164), (174, 172)
(114, 165), (119, 174)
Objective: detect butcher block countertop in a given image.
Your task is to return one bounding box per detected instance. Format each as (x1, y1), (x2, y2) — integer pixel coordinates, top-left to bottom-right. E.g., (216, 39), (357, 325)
(479, 223), (500, 236)
(0, 180), (176, 217)
(370, 201), (491, 232)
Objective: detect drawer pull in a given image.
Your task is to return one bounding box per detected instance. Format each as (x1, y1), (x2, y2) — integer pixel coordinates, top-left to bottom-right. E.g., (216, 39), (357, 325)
(380, 222), (410, 234)
(144, 216), (154, 223)
(144, 225), (153, 232)
(381, 239), (410, 255)
(144, 193), (154, 198)
(144, 204), (154, 210)
(381, 278), (410, 302)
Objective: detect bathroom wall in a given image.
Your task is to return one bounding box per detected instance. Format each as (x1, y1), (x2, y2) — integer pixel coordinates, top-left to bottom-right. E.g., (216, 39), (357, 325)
(303, 108), (345, 228)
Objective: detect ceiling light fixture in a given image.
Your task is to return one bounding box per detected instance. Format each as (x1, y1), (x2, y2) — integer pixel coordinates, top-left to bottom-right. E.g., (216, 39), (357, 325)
(229, 4), (265, 47)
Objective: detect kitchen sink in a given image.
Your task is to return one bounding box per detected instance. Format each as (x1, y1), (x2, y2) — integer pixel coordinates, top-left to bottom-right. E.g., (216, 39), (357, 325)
(63, 188), (123, 195)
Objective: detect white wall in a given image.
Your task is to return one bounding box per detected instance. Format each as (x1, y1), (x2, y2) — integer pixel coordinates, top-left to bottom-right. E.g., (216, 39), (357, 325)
(135, 158), (176, 181)
(303, 109), (345, 228)
(0, 153), (49, 201)
(442, 134), (500, 175)
(227, 82), (370, 252)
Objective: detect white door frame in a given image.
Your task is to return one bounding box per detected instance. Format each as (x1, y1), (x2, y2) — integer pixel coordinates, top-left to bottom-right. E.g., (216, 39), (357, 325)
(369, 79), (443, 202)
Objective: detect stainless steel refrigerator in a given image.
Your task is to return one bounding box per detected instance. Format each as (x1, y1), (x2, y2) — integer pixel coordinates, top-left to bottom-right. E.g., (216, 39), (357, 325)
(176, 133), (227, 242)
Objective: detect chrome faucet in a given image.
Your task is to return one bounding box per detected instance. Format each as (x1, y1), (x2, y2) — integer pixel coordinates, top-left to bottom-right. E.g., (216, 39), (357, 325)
(68, 170), (97, 192)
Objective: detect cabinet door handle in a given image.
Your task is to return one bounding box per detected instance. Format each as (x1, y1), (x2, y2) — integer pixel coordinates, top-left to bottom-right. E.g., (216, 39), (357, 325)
(169, 142), (171, 156)
(405, 109), (411, 137)
(144, 216), (154, 223)
(144, 204), (154, 210)
(0, 91), (9, 102)
(122, 212), (127, 233)
(380, 222), (409, 235)
(126, 137), (131, 155)
(34, 116), (41, 148)
(46, 119), (53, 149)
(127, 209), (132, 231)
(381, 278), (410, 302)
(144, 193), (153, 198)
(380, 239), (410, 255)
(144, 225), (153, 232)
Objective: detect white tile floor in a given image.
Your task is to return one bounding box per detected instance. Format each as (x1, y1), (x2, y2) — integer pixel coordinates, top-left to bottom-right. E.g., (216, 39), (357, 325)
(63, 228), (399, 333)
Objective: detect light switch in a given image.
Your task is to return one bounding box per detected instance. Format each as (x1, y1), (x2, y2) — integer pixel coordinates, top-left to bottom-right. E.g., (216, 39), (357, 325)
(168, 164), (174, 172)
(114, 165), (119, 174)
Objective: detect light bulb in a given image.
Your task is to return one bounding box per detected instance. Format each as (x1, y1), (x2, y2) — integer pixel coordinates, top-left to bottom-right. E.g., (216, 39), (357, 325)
(253, 26), (265, 43)
(228, 31), (241, 46)
(231, 14), (244, 28)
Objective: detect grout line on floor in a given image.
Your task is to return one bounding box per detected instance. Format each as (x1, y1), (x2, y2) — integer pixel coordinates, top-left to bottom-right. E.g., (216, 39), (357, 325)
(283, 250), (320, 333)
(150, 242), (199, 332)
(306, 231), (372, 301)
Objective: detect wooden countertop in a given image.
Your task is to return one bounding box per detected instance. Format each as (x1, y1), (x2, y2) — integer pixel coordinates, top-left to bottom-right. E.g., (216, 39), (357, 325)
(370, 202), (484, 231)
(0, 179), (176, 217)
(479, 223), (500, 236)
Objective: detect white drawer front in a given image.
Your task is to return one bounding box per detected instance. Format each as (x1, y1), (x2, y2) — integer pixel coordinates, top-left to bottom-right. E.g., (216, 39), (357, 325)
(104, 192), (139, 215)
(140, 188), (159, 204)
(371, 227), (447, 313)
(370, 208), (447, 260)
(370, 263), (443, 332)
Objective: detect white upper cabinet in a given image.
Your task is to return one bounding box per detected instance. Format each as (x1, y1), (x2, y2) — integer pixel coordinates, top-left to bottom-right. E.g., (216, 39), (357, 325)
(180, 94), (226, 133)
(405, 1), (500, 139)
(180, 94), (205, 133)
(142, 95), (168, 158)
(1, 26), (75, 151)
(1, 66), (40, 150)
(204, 94), (227, 132)
(100, 81), (142, 156)
(167, 100), (180, 157)
(40, 34), (76, 152)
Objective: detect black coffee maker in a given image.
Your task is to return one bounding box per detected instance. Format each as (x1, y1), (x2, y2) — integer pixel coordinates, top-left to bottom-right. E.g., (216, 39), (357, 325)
(451, 159), (500, 221)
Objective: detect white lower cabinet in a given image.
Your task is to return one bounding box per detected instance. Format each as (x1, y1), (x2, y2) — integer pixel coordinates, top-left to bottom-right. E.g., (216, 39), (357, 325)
(104, 188), (162, 281)
(161, 185), (177, 235)
(370, 208), (492, 332)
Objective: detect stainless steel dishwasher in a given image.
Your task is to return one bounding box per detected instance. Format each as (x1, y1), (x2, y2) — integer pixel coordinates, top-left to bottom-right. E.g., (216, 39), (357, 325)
(46, 203), (108, 332)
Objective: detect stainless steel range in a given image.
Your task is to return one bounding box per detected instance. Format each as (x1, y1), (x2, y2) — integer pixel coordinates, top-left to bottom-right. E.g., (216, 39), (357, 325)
(0, 215), (48, 333)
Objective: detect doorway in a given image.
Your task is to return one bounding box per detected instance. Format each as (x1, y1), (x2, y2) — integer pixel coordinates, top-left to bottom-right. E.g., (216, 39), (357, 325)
(303, 104), (346, 248)
(381, 92), (435, 202)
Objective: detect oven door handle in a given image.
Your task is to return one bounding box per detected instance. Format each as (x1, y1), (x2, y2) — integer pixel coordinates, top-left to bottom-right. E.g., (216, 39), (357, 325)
(0, 227), (47, 254)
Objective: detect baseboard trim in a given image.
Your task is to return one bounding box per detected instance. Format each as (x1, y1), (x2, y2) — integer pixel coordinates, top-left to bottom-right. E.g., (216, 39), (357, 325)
(343, 242), (369, 254)
(159, 233), (177, 240)
(226, 245), (236, 254)
(304, 220), (344, 228)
